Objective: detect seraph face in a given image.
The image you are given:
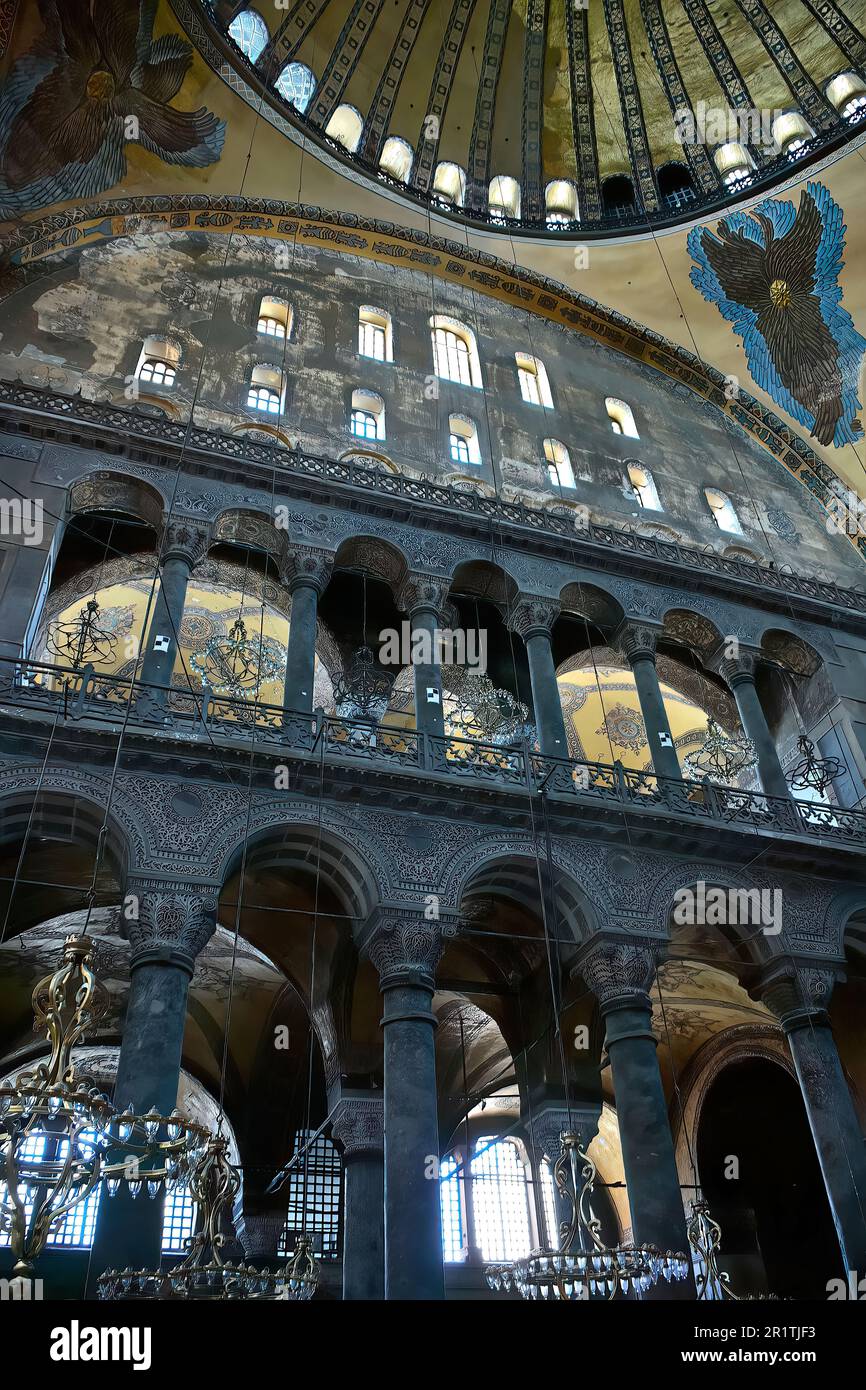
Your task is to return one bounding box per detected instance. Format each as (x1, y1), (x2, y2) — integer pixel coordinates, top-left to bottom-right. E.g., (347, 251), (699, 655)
(688, 182), (865, 448)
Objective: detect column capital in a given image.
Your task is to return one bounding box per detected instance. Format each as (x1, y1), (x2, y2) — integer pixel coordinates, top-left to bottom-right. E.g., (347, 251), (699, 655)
(749, 956), (843, 1029)
(573, 934), (663, 1011)
(123, 878), (218, 973)
(331, 1095), (384, 1158)
(161, 521), (211, 568)
(281, 545), (333, 595)
(613, 620), (663, 664)
(506, 595), (560, 641)
(396, 574), (452, 621)
(359, 905), (459, 990)
(527, 1102), (602, 1164)
(708, 643), (762, 687)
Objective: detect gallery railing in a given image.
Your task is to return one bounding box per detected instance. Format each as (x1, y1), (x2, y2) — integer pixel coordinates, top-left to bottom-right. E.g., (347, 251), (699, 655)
(1, 658), (864, 848)
(1, 378), (865, 617)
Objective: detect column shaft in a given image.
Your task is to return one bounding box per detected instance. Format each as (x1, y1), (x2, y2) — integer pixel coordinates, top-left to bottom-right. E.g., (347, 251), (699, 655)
(283, 581), (318, 715)
(139, 554), (191, 692)
(411, 609), (445, 738)
(629, 654), (681, 781)
(525, 630), (568, 758)
(731, 674), (791, 800)
(343, 1153), (385, 1299)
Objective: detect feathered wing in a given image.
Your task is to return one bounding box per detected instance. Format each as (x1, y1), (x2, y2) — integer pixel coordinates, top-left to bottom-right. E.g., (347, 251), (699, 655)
(802, 181), (865, 445)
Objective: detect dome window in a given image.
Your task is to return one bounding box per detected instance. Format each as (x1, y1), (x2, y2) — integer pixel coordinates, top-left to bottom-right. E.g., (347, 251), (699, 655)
(247, 363), (284, 415)
(771, 111), (814, 157)
(602, 175), (636, 217)
(433, 163), (467, 209)
(544, 179), (579, 226)
(227, 10), (269, 63)
(430, 315), (481, 388)
(488, 175), (521, 223)
(135, 337), (180, 388)
(257, 296), (292, 339)
(606, 397), (639, 439)
(358, 307), (393, 362)
(705, 487), (743, 534)
(626, 462), (660, 510)
(713, 142), (755, 188)
(449, 414), (481, 465)
(351, 389), (385, 441)
(325, 104), (364, 153)
(826, 71), (866, 120)
(544, 438), (575, 490)
(516, 353), (553, 408)
(658, 163), (695, 210)
(379, 136), (414, 183)
(275, 62), (316, 113)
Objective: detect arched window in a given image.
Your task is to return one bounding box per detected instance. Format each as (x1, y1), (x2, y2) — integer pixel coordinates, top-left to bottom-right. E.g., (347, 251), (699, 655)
(358, 306), (393, 362)
(516, 352), (553, 408)
(602, 174), (635, 216)
(489, 174), (521, 222)
(325, 104), (364, 153)
(227, 9), (269, 63)
(379, 136), (413, 183)
(771, 111), (814, 157)
(705, 487), (743, 534)
(135, 336), (180, 387)
(433, 162), (467, 209)
(627, 462), (661, 510)
(430, 315), (481, 388)
(658, 163), (695, 209)
(449, 414), (481, 465)
(826, 71), (866, 120)
(257, 295), (292, 339)
(545, 179), (579, 226)
(544, 437), (575, 489)
(351, 388), (385, 440)
(275, 61), (316, 113)
(713, 141), (754, 188)
(247, 363), (284, 414)
(277, 1130), (342, 1260)
(0, 1132), (101, 1250)
(440, 1153), (465, 1262)
(470, 1137), (533, 1262)
(606, 396), (639, 438)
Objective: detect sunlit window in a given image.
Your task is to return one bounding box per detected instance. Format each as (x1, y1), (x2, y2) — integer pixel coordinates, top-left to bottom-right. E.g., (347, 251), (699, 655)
(162, 1183), (196, 1254)
(439, 1153), (465, 1262)
(277, 1129), (342, 1261)
(0, 1132), (101, 1250)
(325, 104), (363, 153)
(358, 306), (392, 362)
(257, 295), (291, 339)
(433, 162), (466, 209)
(431, 316), (481, 388)
(379, 136), (413, 183)
(351, 388), (385, 440)
(705, 487), (743, 534)
(470, 1137), (533, 1262)
(449, 413), (481, 465)
(627, 462), (661, 510)
(606, 396), (639, 438)
(826, 71), (866, 121)
(227, 9), (268, 63)
(540, 1159), (559, 1249)
(247, 363), (284, 414)
(516, 353), (553, 408)
(771, 111), (814, 157)
(713, 141), (754, 187)
(544, 437), (575, 489)
(136, 336), (180, 388)
(489, 174), (521, 222)
(545, 179), (579, 227)
(276, 62), (316, 113)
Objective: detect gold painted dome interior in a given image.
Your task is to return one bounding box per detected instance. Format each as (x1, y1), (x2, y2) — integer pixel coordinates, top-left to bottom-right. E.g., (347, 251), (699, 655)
(200, 0), (866, 234)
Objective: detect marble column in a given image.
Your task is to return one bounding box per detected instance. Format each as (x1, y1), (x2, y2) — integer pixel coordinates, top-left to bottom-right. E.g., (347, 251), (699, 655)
(753, 960), (866, 1274)
(507, 597), (568, 759)
(137, 523), (210, 717)
(281, 549), (332, 722)
(527, 1102), (601, 1249)
(396, 576), (451, 740)
(711, 647), (791, 800)
(614, 623), (681, 781)
(88, 880), (216, 1287)
(361, 907), (455, 1299)
(331, 1094), (385, 1300)
(576, 937), (693, 1293)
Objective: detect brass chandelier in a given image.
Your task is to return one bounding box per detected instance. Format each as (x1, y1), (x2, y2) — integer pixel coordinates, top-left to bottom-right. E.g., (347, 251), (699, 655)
(682, 718), (757, 786)
(484, 1131), (690, 1300)
(45, 597), (118, 671)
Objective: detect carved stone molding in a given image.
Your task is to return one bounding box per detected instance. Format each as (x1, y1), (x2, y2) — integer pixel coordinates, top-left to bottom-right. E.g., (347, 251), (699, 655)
(331, 1095), (384, 1158)
(750, 956), (842, 1027)
(613, 621), (663, 665)
(506, 596), (561, 641)
(161, 521), (212, 568)
(575, 935), (662, 1009)
(709, 643), (762, 687)
(528, 1102), (601, 1163)
(396, 575), (453, 621)
(124, 879), (218, 972)
(68, 472), (163, 532)
(212, 510), (285, 561)
(359, 906), (459, 989)
(281, 545), (334, 595)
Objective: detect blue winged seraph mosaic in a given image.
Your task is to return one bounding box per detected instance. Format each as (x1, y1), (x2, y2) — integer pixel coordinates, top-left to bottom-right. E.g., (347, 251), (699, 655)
(0, 0), (225, 218)
(688, 182), (865, 448)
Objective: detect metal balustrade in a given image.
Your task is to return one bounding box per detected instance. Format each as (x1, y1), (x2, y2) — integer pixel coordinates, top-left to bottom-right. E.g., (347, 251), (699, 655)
(1, 658), (864, 848)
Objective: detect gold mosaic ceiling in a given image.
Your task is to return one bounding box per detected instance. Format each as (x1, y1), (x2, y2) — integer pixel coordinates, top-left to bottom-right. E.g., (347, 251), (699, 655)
(200, 0), (866, 231)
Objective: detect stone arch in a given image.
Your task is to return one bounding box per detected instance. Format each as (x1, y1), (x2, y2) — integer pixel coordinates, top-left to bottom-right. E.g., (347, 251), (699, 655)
(450, 558), (517, 609)
(211, 507), (286, 565)
(67, 470), (165, 532)
(759, 626), (822, 677)
(661, 607), (724, 656)
(558, 581), (624, 632)
(0, 770), (144, 876)
(646, 859), (791, 967)
(442, 839), (602, 943)
(333, 534), (409, 595)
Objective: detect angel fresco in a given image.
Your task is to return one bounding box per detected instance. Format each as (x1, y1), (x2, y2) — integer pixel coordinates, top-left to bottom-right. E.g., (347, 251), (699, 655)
(0, 0), (225, 217)
(688, 182), (865, 448)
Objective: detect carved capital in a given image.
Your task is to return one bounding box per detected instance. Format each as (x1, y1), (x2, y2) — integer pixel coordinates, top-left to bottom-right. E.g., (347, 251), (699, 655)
(281, 546), (333, 596)
(124, 880), (217, 973)
(162, 521), (211, 568)
(359, 906), (459, 989)
(396, 574), (452, 621)
(331, 1095), (384, 1158)
(709, 644), (761, 688)
(507, 596), (560, 641)
(574, 936), (661, 1011)
(750, 957), (841, 1029)
(614, 621), (662, 665)
(528, 1103), (601, 1164)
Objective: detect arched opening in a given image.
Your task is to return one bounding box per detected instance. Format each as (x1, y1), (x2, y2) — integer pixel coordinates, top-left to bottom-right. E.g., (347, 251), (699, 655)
(601, 175), (635, 217)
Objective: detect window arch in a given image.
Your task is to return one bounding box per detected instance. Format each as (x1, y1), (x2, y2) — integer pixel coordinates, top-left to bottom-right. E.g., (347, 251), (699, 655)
(325, 104), (364, 153)
(658, 162), (695, 209)
(516, 352), (553, 408)
(826, 71), (866, 120)
(713, 141), (754, 187)
(627, 462), (661, 510)
(771, 110), (814, 157)
(227, 9), (269, 63)
(433, 162), (466, 209)
(705, 487), (743, 534)
(430, 315), (481, 388)
(275, 62), (316, 113)
(606, 396), (639, 438)
(257, 295), (292, 339)
(358, 306), (393, 362)
(544, 437), (575, 490)
(379, 136), (413, 183)
(489, 174), (521, 222)
(545, 179), (579, 226)
(247, 363), (285, 414)
(602, 174), (635, 216)
(135, 336), (180, 388)
(449, 414), (481, 465)
(351, 388), (385, 440)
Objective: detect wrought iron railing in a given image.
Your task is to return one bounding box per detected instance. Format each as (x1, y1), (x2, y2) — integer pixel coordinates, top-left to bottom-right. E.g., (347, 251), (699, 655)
(1, 379), (864, 618)
(1, 658), (864, 848)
